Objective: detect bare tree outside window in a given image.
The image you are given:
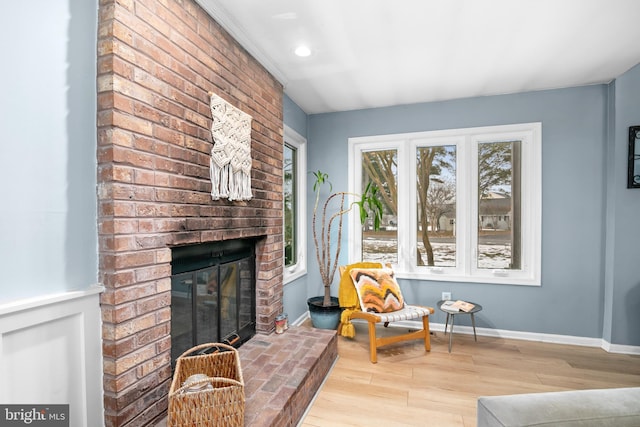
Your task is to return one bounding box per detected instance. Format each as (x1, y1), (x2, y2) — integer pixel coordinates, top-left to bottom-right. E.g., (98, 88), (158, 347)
(361, 150), (397, 265)
(284, 144), (296, 266)
(477, 140), (521, 270)
(416, 146), (456, 266)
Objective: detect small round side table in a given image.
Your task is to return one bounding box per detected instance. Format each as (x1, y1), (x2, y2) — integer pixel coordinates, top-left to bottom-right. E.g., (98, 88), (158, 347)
(437, 300), (483, 352)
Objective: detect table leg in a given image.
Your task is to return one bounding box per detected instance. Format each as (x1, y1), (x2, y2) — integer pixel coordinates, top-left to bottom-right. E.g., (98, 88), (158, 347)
(444, 313), (450, 334)
(448, 314), (455, 353)
(471, 313), (477, 341)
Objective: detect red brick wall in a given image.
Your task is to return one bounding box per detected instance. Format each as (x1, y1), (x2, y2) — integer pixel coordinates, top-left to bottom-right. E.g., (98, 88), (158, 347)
(97, 0), (284, 425)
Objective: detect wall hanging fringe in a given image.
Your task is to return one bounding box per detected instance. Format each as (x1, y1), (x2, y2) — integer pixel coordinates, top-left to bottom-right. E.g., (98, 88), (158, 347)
(208, 92), (253, 201)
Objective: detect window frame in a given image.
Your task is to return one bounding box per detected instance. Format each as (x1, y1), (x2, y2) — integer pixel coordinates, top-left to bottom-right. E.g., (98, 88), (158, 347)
(283, 125), (307, 284)
(348, 122), (541, 286)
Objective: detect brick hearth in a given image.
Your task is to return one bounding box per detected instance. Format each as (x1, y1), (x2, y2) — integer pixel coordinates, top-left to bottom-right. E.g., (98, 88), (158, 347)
(154, 327), (337, 427)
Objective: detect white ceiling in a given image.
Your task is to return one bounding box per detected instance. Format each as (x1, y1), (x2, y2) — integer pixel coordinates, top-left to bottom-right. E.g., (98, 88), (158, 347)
(197, 0), (640, 114)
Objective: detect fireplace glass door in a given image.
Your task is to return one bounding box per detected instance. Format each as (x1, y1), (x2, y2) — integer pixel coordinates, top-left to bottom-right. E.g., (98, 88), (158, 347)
(171, 240), (256, 366)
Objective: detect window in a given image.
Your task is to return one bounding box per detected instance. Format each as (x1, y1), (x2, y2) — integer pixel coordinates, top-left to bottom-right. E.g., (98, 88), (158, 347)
(349, 123), (541, 286)
(283, 125), (307, 283)
(361, 149), (398, 265)
(284, 144), (297, 266)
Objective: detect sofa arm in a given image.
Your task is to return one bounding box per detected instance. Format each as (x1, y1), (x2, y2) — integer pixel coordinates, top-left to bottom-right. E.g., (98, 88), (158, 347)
(477, 387), (640, 427)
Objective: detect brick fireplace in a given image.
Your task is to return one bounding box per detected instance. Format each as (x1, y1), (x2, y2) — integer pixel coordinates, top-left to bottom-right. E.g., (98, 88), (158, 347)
(97, 0), (284, 425)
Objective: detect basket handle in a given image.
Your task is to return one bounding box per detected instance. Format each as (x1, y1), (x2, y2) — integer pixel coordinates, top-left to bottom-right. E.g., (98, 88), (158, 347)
(170, 376), (243, 396)
(177, 342), (237, 360)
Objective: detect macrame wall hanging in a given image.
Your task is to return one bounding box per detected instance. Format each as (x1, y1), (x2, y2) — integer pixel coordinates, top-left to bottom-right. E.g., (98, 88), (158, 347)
(208, 92), (253, 201)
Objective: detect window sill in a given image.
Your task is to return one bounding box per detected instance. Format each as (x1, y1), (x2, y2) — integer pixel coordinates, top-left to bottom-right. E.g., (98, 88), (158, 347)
(395, 269), (540, 286)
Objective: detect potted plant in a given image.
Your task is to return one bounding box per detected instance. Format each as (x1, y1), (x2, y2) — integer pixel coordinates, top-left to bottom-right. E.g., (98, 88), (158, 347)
(307, 170), (384, 329)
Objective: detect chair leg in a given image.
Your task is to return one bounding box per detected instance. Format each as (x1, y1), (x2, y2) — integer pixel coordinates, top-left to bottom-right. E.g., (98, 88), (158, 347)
(367, 321), (378, 363)
(422, 315), (431, 352)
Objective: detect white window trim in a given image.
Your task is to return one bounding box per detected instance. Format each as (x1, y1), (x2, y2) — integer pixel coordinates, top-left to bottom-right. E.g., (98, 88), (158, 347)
(283, 125), (307, 284)
(348, 122), (542, 286)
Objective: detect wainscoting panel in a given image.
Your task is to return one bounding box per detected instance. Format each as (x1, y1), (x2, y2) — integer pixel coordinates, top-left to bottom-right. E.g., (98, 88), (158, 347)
(0, 287), (104, 427)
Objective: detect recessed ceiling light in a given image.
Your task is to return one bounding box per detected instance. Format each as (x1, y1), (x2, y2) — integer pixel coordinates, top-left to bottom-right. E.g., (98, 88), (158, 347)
(294, 45), (311, 57)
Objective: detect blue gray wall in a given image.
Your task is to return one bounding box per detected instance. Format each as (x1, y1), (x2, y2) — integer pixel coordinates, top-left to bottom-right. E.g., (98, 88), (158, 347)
(283, 94), (308, 139)
(282, 95), (311, 322)
(297, 80), (640, 346)
(0, 0), (98, 304)
(605, 63), (640, 346)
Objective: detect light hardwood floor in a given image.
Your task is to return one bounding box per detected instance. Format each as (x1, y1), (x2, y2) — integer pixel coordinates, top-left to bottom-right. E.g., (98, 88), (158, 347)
(299, 321), (640, 427)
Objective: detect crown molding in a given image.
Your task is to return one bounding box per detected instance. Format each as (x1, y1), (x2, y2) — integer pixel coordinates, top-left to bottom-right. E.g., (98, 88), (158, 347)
(195, 0), (289, 87)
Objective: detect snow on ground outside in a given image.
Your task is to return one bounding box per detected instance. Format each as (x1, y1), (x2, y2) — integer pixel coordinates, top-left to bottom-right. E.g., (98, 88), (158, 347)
(363, 239), (511, 269)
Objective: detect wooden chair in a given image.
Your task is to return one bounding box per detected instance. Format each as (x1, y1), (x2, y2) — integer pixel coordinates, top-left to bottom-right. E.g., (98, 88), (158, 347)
(338, 265), (434, 363)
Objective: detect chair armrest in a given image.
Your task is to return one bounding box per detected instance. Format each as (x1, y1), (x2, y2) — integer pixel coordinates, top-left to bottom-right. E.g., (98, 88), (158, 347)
(348, 311), (382, 323)
(409, 305), (435, 314)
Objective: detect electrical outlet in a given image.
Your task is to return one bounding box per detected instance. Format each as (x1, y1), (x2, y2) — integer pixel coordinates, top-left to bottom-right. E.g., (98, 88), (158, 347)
(442, 292), (451, 301)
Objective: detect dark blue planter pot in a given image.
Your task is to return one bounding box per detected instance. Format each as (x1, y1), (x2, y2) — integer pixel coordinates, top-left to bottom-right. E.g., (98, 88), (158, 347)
(307, 296), (342, 330)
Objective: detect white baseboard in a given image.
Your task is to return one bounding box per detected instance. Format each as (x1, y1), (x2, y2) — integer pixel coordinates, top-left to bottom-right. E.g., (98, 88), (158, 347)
(342, 318), (640, 355)
(602, 341), (640, 355)
(291, 311), (310, 327)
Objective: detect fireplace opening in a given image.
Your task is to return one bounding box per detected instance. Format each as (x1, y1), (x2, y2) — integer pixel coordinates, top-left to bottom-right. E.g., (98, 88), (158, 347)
(170, 239), (257, 366)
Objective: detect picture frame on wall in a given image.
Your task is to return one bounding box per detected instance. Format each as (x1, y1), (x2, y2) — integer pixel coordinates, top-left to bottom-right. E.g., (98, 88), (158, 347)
(628, 126), (640, 189)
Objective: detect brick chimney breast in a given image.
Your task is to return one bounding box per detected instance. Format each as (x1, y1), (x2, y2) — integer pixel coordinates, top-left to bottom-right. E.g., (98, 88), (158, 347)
(97, 0), (284, 425)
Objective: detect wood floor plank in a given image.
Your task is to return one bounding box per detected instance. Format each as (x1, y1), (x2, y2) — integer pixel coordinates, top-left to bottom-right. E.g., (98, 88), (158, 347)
(408, 388), (478, 417)
(299, 321), (640, 426)
(302, 395), (466, 427)
(536, 370), (640, 389)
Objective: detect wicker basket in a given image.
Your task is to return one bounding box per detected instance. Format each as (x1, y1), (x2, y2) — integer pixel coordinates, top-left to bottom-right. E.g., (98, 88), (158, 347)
(168, 343), (245, 426)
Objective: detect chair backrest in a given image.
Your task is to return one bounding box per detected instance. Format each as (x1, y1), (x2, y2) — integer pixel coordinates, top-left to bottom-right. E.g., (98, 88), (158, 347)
(339, 262), (396, 311)
(338, 262), (384, 310)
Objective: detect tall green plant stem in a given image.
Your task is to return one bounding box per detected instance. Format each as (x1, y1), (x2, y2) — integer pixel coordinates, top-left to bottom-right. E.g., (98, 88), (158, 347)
(313, 192), (360, 306)
(311, 170), (384, 307)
